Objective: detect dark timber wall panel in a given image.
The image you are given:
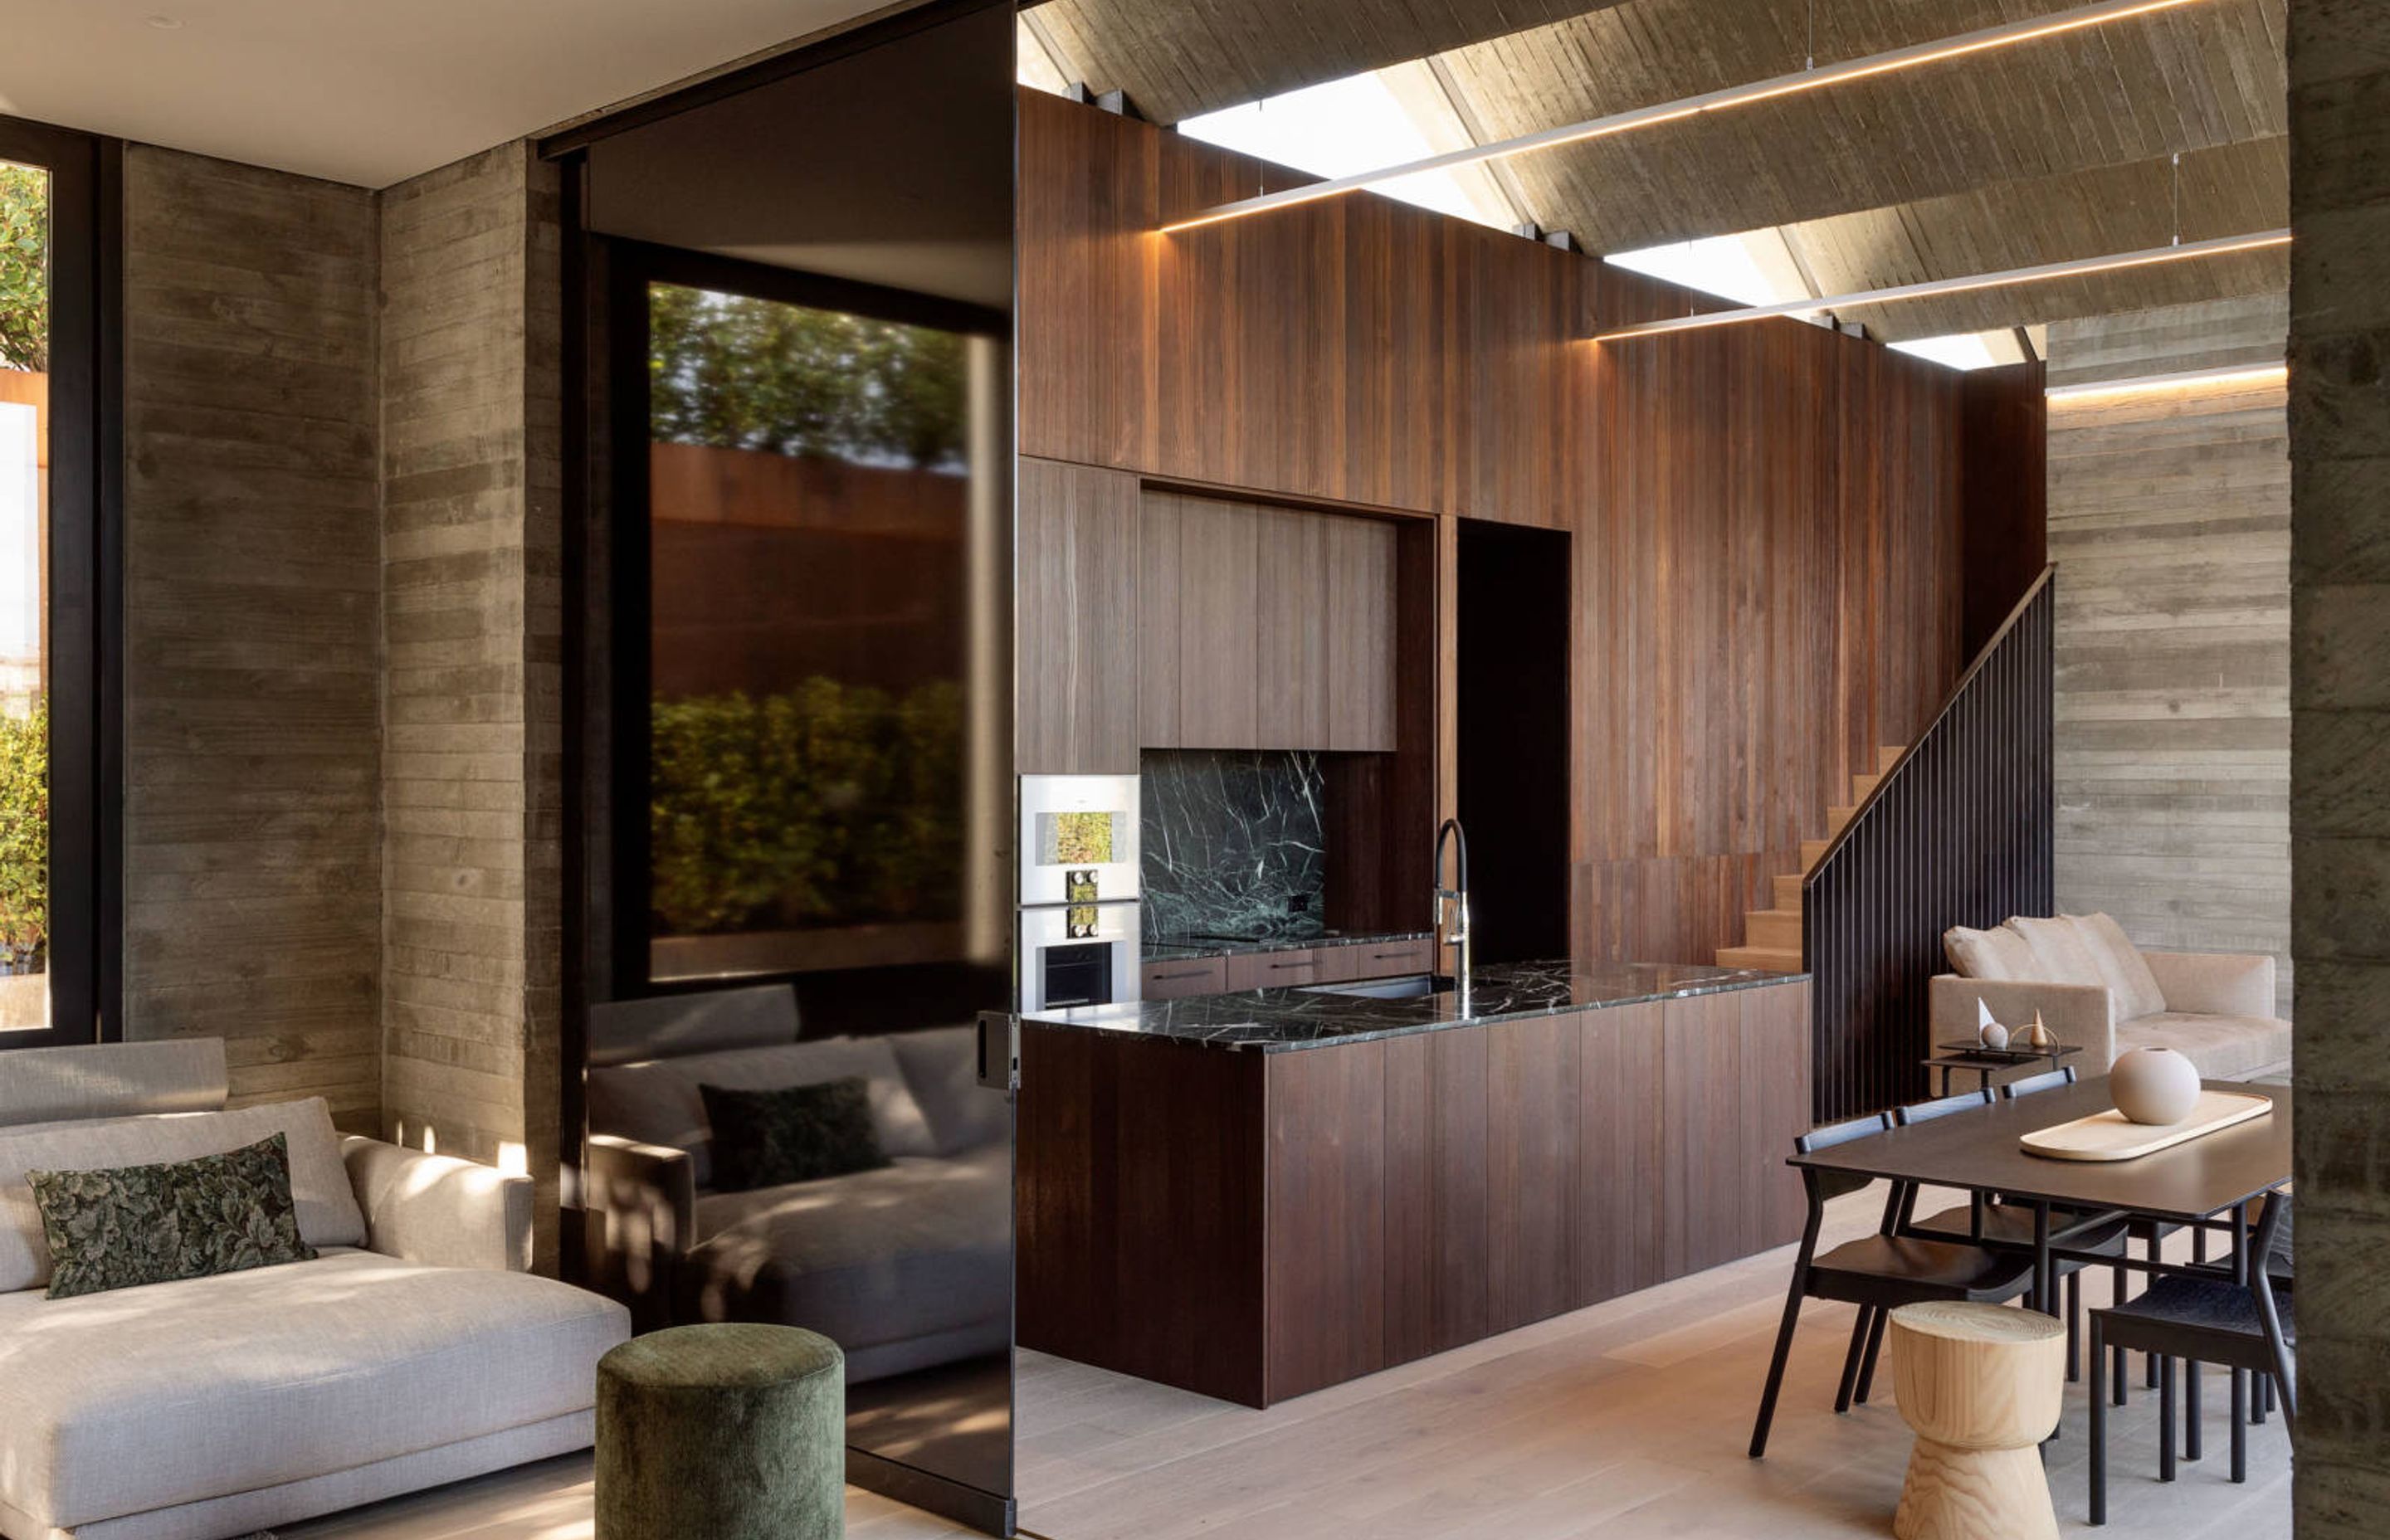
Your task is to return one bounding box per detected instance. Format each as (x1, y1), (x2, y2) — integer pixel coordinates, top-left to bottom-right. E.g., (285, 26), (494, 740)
(1019, 89), (2012, 968)
(121, 146), (383, 1129)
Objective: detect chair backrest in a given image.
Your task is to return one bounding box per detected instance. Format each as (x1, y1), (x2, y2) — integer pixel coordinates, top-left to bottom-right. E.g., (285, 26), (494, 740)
(1895, 1089), (1993, 1126)
(1795, 1110), (1890, 1155)
(2002, 1065), (2079, 1099)
(0, 1039), (228, 1131)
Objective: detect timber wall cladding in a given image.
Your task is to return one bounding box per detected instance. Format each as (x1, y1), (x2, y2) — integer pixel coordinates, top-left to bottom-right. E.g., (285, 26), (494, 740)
(378, 142), (566, 1264)
(122, 147), (383, 1129)
(1020, 90), (1986, 966)
(2046, 295), (2290, 1016)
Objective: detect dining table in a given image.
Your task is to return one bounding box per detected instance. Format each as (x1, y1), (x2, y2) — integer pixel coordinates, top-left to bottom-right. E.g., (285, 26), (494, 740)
(1783, 1076), (2295, 1429)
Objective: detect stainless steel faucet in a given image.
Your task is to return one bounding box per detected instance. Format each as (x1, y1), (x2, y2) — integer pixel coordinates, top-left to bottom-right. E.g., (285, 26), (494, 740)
(1434, 817), (1472, 1011)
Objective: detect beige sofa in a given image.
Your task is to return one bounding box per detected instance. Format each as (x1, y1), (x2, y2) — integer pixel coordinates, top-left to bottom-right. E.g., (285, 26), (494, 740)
(0, 1039), (629, 1540)
(1931, 912), (2290, 1079)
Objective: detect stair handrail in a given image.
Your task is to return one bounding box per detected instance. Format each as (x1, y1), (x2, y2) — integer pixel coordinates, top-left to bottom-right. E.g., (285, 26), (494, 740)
(1802, 563), (2057, 889)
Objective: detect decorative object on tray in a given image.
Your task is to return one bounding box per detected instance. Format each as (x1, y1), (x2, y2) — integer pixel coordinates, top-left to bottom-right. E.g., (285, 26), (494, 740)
(2018, 1089), (2270, 1162)
(1975, 998), (2009, 1050)
(2015, 1010), (2056, 1051)
(2108, 1045), (2200, 1126)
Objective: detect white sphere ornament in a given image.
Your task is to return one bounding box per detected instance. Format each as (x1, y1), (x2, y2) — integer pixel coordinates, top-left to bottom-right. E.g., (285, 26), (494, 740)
(1979, 1022), (2009, 1051)
(2110, 1046), (2201, 1126)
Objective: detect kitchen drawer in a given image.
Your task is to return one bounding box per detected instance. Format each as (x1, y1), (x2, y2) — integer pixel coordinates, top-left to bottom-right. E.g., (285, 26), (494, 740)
(1227, 948), (1324, 992)
(1141, 956), (1230, 1001)
(1348, 937), (1434, 980)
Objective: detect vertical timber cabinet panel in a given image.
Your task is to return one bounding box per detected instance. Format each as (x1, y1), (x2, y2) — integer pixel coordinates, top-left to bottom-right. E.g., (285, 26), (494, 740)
(1256, 507), (1330, 747)
(1170, 496), (1260, 748)
(1661, 990), (1744, 1279)
(1018, 458), (1141, 772)
(1327, 515), (1398, 751)
(1139, 492), (1182, 748)
(1577, 1001), (1664, 1304)
(1264, 1041), (1389, 1401)
(1487, 1011), (1581, 1332)
(1381, 1024), (1491, 1362)
(1736, 981), (1812, 1254)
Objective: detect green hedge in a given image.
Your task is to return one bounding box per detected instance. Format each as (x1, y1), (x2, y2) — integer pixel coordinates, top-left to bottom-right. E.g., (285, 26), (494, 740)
(0, 702), (45, 971)
(651, 680), (963, 937)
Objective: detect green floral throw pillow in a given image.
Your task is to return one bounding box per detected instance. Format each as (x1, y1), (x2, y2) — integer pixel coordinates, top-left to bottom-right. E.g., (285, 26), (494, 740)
(28, 1132), (319, 1299)
(700, 1077), (890, 1192)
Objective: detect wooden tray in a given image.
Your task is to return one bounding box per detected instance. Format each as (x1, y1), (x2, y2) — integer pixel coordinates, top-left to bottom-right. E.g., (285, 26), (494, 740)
(2020, 1090), (2272, 1162)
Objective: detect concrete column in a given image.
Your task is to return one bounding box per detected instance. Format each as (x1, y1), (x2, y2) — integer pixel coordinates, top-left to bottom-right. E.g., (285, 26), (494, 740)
(2288, 1), (2390, 1530)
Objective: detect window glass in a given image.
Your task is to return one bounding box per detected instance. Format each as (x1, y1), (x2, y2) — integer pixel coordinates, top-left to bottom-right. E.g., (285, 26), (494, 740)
(0, 159), (48, 1036)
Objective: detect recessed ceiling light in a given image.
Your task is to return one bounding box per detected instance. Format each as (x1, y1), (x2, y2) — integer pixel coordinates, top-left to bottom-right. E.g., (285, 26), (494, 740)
(144, 14), (183, 30)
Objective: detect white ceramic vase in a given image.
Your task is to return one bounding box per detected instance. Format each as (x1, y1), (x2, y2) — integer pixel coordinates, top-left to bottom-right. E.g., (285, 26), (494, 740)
(2110, 1046), (2200, 1126)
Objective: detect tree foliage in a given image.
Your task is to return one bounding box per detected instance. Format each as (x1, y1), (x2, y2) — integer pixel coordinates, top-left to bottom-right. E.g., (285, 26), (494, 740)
(648, 283), (965, 469)
(0, 164), (46, 375)
(0, 702), (47, 969)
(651, 679), (963, 938)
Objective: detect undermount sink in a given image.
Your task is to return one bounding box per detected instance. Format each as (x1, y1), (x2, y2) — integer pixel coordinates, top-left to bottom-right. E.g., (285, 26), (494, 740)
(1302, 974), (1439, 1000)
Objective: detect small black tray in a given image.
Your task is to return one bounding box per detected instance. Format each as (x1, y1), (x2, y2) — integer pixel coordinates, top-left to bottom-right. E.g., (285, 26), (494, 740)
(1929, 1040), (2082, 1063)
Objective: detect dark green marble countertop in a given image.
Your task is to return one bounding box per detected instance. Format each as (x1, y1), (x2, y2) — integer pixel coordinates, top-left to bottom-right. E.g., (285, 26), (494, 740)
(1027, 958), (1807, 1051)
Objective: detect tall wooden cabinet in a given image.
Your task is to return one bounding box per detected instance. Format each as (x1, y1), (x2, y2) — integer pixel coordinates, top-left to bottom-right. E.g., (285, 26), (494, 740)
(1017, 458), (1141, 773)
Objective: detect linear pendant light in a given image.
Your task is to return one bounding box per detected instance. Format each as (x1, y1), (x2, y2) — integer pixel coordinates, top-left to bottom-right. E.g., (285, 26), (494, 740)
(1586, 230), (2290, 344)
(1161, 0), (2212, 234)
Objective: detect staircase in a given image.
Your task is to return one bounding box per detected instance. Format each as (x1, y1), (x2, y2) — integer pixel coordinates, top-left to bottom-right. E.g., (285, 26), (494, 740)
(1716, 743), (1905, 973)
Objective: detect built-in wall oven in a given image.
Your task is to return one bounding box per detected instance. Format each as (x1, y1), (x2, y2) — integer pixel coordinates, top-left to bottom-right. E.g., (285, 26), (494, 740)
(1017, 773), (1139, 1012)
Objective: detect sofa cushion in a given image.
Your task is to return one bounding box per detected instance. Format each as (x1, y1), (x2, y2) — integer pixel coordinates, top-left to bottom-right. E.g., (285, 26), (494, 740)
(1944, 924), (2038, 982)
(0, 1248), (629, 1532)
(683, 1146), (1009, 1358)
(2004, 916), (2109, 989)
(700, 1078), (889, 1191)
(586, 1037), (934, 1190)
(0, 1098), (363, 1294)
(2116, 1012), (2295, 1082)
(2065, 912), (2168, 1022)
(893, 1026), (1008, 1157)
(32, 1132), (315, 1300)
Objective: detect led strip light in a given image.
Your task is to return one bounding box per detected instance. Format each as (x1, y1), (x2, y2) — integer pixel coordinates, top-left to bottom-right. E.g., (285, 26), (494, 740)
(2046, 362), (2287, 398)
(1586, 230), (2290, 344)
(1161, 0), (2212, 234)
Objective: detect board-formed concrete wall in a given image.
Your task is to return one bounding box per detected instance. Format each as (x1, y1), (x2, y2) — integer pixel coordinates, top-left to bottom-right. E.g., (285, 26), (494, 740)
(2287, 0), (2390, 1530)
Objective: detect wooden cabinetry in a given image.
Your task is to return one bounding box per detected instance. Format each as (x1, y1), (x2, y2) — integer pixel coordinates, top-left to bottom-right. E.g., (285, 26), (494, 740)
(1327, 515), (1397, 751)
(1018, 980), (1812, 1406)
(1018, 458), (1142, 773)
(1137, 490), (1397, 752)
(1141, 956), (1229, 1000)
(1228, 948), (1325, 991)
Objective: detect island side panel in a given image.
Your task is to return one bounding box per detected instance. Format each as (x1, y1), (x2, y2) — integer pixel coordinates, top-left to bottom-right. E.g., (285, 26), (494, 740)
(1661, 989), (1747, 1279)
(1489, 1011), (1583, 1333)
(1382, 1023), (1491, 1362)
(1736, 980), (1813, 1253)
(1017, 1025), (1271, 1406)
(1576, 1000), (1665, 1305)
(1263, 1040), (1390, 1403)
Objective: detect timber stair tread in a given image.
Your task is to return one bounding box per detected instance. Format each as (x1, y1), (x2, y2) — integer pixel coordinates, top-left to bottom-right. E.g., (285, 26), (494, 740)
(1717, 745), (1906, 972)
(1718, 944), (1805, 972)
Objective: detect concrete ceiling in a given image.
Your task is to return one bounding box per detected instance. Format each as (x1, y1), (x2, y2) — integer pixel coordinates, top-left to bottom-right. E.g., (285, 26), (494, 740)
(1032, 0), (2290, 341)
(0, 0), (898, 188)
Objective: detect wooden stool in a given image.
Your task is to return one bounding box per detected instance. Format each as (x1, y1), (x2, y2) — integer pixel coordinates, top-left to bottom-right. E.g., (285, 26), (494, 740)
(1890, 1302), (2064, 1540)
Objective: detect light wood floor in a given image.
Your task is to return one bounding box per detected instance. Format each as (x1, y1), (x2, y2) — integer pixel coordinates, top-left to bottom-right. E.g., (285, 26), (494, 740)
(279, 1187), (2287, 1540)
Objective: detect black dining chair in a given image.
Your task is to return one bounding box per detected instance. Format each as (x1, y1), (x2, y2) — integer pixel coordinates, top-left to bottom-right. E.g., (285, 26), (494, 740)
(1894, 1075), (2133, 1388)
(1749, 1110), (2039, 1459)
(2088, 1191), (2295, 1524)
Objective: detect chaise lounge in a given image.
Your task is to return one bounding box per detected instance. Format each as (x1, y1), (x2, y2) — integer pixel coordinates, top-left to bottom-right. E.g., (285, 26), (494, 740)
(0, 1039), (629, 1540)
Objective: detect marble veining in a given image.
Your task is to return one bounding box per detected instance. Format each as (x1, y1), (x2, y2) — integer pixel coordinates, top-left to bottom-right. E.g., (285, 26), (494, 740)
(1141, 928), (1432, 963)
(1026, 959), (1806, 1051)
(1140, 750), (1326, 942)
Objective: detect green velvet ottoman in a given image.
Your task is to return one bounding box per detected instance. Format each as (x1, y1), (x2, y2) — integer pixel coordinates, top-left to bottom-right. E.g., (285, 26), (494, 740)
(596, 1323), (846, 1540)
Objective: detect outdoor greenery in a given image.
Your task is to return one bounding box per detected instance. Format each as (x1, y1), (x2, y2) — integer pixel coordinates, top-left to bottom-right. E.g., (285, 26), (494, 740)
(648, 283), (966, 468)
(0, 163), (47, 374)
(651, 679), (963, 938)
(0, 703), (47, 972)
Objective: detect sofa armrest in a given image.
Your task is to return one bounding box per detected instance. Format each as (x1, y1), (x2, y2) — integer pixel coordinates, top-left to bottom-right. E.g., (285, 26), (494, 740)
(1930, 975), (2115, 1070)
(342, 1136), (533, 1272)
(2144, 950), (2276, 1020)
(584, 1134), (696, 1329)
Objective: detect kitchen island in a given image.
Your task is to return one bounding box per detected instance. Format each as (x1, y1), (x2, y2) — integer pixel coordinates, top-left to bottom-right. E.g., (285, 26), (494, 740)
(1016, 961), (1812, 1406)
